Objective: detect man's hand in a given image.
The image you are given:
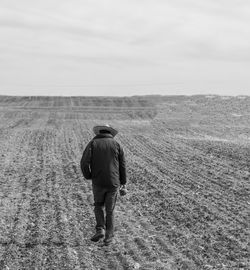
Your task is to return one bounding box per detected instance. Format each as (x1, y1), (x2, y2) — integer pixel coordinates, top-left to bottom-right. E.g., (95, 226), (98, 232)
(119, 185), (127, 196)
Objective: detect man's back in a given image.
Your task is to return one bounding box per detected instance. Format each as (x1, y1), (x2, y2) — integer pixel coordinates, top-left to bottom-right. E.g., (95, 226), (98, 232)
(80, 132), (126, 188)
(91, 133), (120, 187)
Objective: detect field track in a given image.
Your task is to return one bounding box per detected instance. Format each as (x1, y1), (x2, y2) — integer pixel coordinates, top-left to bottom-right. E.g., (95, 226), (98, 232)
(0, 95), (249, 270)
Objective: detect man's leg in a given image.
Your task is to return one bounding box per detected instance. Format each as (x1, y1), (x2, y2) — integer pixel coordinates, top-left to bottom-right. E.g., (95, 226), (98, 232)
(104, 187), (118, 245)
(91, 185), (106, 241)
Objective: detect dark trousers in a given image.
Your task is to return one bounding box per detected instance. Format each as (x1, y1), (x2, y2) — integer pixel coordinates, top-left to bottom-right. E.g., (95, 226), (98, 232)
(92, 184), (118, 236)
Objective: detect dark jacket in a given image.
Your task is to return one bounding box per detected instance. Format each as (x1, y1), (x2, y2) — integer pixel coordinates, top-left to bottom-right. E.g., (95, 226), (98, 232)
(80, 134), (126, 188)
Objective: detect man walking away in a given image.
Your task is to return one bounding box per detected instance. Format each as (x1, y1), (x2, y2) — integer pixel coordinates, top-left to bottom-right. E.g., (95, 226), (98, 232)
(80, 124), (127, 246)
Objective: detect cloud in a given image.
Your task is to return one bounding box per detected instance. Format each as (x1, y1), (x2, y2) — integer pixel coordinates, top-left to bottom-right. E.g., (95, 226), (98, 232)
(0, 18), (117, 42)
(0, 0), (250, 95)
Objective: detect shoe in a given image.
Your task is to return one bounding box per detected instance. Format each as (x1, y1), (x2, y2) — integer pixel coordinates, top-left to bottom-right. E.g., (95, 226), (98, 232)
(103, 234), (114, 246)
(90, 231), (105, 242)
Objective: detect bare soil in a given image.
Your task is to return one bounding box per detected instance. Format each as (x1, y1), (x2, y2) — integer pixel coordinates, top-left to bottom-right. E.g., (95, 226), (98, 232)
(0, 95), (249, 269)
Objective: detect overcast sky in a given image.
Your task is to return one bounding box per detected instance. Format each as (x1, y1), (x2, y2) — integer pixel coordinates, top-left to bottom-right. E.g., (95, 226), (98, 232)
(0, 0), (250, 96)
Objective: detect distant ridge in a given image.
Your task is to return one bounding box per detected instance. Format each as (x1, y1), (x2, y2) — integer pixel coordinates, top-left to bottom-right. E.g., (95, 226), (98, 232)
(0, 94), (249, 108)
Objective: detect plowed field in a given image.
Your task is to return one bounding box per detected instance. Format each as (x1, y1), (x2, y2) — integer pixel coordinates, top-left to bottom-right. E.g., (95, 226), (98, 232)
(0, 95), (249, 270)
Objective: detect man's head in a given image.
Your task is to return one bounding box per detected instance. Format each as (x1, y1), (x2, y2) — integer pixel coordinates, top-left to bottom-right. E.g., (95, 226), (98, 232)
(93, 124), (118, 137)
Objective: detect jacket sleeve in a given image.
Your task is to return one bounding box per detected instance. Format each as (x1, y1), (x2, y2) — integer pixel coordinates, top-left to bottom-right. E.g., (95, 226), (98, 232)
(118, 144), (127, 185)
(80, 141), (92, 179)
